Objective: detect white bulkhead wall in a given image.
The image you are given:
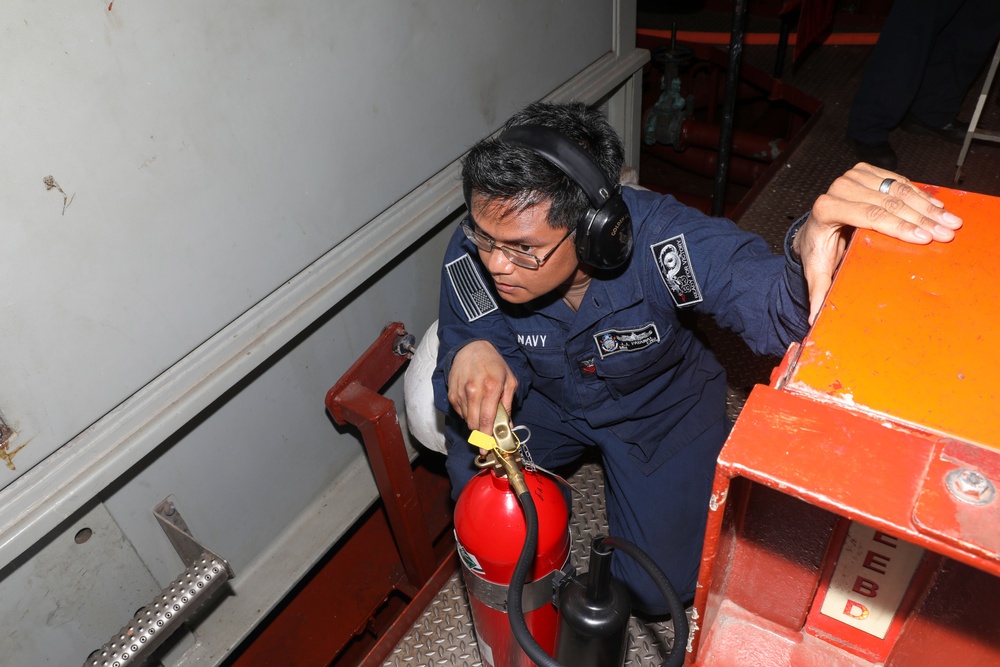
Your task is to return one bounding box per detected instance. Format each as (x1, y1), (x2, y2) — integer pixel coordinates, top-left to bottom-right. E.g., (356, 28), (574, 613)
(0, 0), (647, 664)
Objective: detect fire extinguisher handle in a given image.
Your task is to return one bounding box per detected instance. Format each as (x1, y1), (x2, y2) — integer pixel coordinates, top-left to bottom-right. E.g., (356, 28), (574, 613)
(492, 403), (519, 454)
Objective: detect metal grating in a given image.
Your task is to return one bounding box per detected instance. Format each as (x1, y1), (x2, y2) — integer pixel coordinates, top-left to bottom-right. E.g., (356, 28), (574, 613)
(736, 43), (1000, 230)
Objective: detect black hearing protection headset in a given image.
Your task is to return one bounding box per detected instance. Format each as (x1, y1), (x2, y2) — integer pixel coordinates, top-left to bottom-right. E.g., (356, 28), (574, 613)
(499, 125), (634, 270)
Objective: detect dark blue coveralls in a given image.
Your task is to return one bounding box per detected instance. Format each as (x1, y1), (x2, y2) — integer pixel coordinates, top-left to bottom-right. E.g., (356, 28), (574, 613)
(433, 185), (811, 613)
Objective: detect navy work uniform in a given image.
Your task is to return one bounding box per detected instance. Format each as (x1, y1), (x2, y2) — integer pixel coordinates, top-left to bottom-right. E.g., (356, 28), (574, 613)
(433, 185), (810, 613)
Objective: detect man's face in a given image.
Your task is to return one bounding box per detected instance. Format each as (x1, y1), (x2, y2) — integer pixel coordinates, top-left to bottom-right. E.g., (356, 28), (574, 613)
(469, 193), (586, 305)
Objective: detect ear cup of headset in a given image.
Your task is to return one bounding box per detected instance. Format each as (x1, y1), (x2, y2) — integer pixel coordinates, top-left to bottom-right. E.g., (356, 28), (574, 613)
(575, 186), (633, 270)
(498, 124), (634, 270)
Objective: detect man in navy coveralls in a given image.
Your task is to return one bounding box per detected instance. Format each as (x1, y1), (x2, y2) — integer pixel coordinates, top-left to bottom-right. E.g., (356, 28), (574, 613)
(432, 102), (961, 613)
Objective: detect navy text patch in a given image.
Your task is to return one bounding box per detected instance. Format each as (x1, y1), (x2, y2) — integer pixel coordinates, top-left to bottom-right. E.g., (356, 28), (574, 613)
(517, 333), (548, 348)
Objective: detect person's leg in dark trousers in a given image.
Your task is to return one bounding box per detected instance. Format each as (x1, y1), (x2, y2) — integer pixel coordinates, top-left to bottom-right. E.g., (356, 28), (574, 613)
(599, 417), (731, 615)
(908, 0), (1000, 129)
(505, 392), (731, 615)
(848, 0), (963, 144)
(847, 0), (967, 167)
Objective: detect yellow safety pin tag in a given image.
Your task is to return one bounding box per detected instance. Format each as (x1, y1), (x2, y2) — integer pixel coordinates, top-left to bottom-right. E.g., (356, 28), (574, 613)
(468, 429), (498, 451)
(467, 404), (519, 454)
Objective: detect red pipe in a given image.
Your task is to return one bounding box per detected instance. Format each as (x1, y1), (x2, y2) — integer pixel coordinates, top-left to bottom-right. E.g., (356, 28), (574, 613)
(639, 186), (739, 219)
(644, 143), (768, 187)
(680, 120), (788, 162)
(637, 28), (880, 46)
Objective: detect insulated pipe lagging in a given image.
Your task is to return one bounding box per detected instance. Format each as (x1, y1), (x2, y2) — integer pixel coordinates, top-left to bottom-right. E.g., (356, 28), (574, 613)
(508, 490), (690, 667)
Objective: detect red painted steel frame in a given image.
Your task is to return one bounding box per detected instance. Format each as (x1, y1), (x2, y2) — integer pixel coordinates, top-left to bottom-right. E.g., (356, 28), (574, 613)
(326, 322), (437, 586)
(231, 467), (455, 667)
(231, 322), (456, 667)
(688, 186), (1000, 665)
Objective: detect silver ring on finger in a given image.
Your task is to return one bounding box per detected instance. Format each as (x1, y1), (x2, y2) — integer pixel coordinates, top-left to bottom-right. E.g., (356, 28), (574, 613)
(879, 177), (895, 194)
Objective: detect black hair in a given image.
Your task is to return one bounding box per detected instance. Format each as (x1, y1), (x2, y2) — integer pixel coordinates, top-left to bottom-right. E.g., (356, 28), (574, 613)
(461, 101), (625, 230)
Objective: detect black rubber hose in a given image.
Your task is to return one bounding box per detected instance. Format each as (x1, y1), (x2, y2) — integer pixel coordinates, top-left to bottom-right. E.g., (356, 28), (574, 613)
(601, 536), (689, 667)
(508, 490), (689, 667)
(507, 490), (564, 667)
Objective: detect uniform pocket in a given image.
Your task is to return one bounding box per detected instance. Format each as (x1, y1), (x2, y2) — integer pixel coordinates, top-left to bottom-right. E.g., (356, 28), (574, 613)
(525, 346), (566, 378)
(597, 328), (682, 399)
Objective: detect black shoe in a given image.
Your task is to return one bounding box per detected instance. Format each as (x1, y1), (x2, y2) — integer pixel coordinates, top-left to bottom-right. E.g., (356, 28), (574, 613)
(900, 114), (968, 144)
(852, 139), (898, 171)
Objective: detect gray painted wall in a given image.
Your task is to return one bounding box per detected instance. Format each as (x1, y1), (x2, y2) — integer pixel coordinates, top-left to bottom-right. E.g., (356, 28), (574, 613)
(0, 1), (646, 663)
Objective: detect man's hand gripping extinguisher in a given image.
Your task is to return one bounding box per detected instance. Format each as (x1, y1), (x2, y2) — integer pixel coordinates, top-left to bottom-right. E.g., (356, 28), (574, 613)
(454, 406), (689, 667)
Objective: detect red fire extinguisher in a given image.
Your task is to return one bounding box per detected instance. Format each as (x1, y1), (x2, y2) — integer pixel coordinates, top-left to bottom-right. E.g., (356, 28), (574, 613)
(454, 407), (688, 667)
(453, 407), (570, 667)
(455, 466), (569, 667)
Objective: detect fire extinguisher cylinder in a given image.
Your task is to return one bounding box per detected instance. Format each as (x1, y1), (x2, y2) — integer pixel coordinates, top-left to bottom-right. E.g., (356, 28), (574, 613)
(455, 464), (570, 667)
(458, 405), (687, 667)
(554, 537), (631, 667)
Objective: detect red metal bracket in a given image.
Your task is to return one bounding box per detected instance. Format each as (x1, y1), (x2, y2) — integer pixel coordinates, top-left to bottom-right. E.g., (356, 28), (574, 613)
(325, 322), (436, 587)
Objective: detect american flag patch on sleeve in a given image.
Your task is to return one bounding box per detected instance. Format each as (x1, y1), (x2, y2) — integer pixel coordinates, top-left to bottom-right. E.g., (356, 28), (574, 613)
(446, 255), (498, 322)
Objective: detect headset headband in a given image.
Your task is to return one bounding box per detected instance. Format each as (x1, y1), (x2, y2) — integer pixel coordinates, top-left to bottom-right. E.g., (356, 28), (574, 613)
(496, 122), (633, 270)
(499, 125), (614, 208)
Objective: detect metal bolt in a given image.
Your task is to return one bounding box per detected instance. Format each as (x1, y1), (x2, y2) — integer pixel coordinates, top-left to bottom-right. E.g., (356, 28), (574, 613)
(946, 468), (995, 506)
(393, 333), (417, 358)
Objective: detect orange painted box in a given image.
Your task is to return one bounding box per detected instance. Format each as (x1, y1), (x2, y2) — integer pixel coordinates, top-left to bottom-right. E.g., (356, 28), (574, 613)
(688, 185), (1000, 667)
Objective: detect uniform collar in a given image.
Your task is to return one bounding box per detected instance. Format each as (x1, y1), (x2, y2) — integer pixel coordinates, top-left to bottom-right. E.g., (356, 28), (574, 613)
(522, 251), (644, 329)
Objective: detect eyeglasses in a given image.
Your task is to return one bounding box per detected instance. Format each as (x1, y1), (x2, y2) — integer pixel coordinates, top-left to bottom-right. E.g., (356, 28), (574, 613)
(461, 220), (575, 270)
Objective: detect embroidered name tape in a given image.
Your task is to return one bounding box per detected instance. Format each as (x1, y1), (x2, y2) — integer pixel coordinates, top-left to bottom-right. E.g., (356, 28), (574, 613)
(593, 323), (660, 358)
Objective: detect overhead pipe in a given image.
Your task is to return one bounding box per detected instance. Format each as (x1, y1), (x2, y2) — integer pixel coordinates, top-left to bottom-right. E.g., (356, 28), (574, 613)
(713, 0), (750, 216)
